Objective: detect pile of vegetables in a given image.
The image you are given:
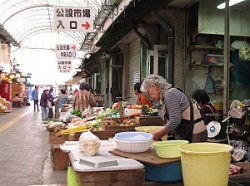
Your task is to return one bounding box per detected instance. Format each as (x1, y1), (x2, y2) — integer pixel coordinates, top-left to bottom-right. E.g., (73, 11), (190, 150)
(71, 109), (82, 117)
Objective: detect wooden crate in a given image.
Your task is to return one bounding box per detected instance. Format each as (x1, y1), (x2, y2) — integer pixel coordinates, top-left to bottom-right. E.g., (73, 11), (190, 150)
(51, 144), (69, 171)
(69, 127), (135, 141)
(49, 131), (68, 144)
(135, 116), (164, 126)
(76, 169), (145, 186)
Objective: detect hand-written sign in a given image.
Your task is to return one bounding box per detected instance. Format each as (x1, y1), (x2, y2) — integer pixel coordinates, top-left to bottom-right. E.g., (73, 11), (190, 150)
(58, 60), (72, 73)
(54, 6), (93, 32)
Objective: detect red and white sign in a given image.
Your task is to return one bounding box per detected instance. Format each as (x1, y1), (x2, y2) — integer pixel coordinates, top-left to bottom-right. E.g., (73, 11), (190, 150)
(57, 60), (72, 73)
(54, 6), (93, 32)
(55, 44), (77, 59)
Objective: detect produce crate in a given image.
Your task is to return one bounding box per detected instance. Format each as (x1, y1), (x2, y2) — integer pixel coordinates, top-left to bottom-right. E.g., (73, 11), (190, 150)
(0, 109), (6, 114)
(135, 116), (164, 126)
(75, 169), (145, 186)
(69, 127), (136, 141)
(52, 144), (69, 171)
(49, 131), (68, 144)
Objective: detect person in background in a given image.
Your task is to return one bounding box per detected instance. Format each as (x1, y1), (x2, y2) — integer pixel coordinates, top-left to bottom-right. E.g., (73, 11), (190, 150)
(192, 89), (217, 125)
(57, 89), (68, 112)
(47, 87), (54, 119)
(73, 83), (97, 112)
(134, 82), (153, 107)
(140, 74), (207, 143)
(12, 94), (24, 106)
(113, 92), (122, 104)
(40, 89), (49, 121)
(31, 85), (39, 112)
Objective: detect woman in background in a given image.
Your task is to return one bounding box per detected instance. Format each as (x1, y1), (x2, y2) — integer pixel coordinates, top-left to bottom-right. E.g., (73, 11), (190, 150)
(73, 83), (97, 112)
(57, 89), (68, 112)
(192, 89), (217, 125)
(40, 89), (49, 121)
(134, 82), (153, 107)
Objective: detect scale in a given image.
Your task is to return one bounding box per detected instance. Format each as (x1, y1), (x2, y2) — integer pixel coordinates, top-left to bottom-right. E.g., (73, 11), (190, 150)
(207, 121), (222, 138)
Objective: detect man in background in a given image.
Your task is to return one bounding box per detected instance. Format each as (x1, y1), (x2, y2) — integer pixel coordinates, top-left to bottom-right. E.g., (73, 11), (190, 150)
(31, 85), (39, 112)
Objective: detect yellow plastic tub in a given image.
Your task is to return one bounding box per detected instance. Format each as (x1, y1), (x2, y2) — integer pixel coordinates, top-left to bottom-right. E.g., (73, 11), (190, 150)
(135, 126), (167, 141)
(152, 140), (189, 158)
(178, 143), (233, 186)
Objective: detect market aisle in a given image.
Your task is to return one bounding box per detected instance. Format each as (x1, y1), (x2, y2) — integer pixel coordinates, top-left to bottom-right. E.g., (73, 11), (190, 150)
(0, 106), (66, 186)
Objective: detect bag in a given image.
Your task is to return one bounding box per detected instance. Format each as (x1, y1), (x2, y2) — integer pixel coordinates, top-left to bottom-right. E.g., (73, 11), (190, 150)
(79, 131), (101, 156)
(202, 104), (222, 124)
(51, 100), (55, 106)
(47, 100), (51, 108)
(204, 74), (215, 94)
(48, 108), (53, 118)
(239, 47), (250, 61)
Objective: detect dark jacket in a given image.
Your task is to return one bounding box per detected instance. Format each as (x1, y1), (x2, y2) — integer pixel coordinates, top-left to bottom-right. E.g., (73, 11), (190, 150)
(40, 90), (48, 107)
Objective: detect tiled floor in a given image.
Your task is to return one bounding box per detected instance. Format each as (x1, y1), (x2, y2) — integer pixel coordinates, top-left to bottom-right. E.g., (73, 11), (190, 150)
(0, 106), (66, 186)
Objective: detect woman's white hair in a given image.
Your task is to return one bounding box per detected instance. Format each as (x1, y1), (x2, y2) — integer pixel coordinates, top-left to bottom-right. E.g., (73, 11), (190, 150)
(140, 74), (172, 94)
(141, 74), (172, 120)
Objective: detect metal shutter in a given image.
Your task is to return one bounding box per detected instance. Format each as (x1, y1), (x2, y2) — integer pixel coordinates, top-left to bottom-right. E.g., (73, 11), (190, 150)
(129, 38), (140, 104)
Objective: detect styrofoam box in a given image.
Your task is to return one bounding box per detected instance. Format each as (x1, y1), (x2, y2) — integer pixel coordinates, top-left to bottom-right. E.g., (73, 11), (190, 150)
(124, 108), (141, 116)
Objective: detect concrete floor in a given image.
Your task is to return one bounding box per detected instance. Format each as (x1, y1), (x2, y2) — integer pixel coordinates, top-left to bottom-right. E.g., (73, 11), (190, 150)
(0, 105), (66, 186)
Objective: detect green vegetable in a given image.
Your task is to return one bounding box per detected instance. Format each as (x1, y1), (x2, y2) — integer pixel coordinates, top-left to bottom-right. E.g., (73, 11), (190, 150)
(71, 109), (82, 117)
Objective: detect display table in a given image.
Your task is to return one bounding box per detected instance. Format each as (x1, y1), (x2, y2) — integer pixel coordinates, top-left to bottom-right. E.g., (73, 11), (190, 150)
(66, 141), (145, 186)
(110, 149), (180, 165)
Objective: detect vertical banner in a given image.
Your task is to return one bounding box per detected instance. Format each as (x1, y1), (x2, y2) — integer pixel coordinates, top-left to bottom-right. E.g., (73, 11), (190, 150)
(57, 59), (72, 73)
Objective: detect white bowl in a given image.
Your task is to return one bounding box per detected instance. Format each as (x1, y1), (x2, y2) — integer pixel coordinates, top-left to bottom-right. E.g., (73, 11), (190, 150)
(114, 131), (153, 141)
(114, 138), (151, 153)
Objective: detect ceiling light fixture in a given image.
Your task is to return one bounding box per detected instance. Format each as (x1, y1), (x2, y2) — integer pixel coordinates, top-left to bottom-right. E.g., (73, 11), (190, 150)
(217, 0), (245, 9)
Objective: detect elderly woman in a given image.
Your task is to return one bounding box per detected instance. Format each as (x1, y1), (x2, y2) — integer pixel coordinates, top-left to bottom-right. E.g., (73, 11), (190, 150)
(141, 74), (207, 143)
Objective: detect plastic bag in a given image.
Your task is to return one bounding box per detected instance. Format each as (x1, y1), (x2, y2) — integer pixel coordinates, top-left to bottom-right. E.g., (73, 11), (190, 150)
(239, 47), (250, 61)
(79, 131), (101, 156)
(229, 107), (245, 119)
(204, 74), (215, 94)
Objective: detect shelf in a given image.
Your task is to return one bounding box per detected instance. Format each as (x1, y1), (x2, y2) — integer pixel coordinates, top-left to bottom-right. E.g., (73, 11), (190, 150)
(189, 64), (224, 67)
(188, 45), (224, 51)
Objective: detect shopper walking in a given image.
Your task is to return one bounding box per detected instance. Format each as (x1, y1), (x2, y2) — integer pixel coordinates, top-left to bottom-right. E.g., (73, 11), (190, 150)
(40, 89), (49, 121)
(31, 85), (39, 112)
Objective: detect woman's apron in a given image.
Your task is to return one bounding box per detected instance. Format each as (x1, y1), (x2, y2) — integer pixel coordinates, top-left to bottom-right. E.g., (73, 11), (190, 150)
(175, 98), (203, 143)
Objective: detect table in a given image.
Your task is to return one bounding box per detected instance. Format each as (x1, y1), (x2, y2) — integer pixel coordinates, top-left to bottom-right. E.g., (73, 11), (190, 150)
(67, 143), (145, 186)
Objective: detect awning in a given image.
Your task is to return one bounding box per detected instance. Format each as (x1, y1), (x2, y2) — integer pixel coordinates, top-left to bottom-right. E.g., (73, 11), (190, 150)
(64, 75), (83, 86)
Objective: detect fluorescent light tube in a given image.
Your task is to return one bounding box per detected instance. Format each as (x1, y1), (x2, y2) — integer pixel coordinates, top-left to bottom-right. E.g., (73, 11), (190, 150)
(217, 0), (245, 9)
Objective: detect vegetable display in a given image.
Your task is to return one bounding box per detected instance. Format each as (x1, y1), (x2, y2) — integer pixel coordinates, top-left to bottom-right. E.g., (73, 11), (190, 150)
(71, 109), (82, 117)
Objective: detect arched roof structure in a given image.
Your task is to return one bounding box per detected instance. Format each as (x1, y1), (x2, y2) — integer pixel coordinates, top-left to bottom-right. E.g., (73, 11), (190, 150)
(0, 0), (106, 49)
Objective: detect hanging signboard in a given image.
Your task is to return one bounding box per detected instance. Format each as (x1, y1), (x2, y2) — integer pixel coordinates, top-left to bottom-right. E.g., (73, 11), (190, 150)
(57, 59), (72, 73)
(54, 6), (93, 32)
(55, 44), (77, 59)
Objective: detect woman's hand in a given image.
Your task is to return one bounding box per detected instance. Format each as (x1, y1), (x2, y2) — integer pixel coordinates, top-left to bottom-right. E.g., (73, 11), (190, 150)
(153, 127), (168, 141)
